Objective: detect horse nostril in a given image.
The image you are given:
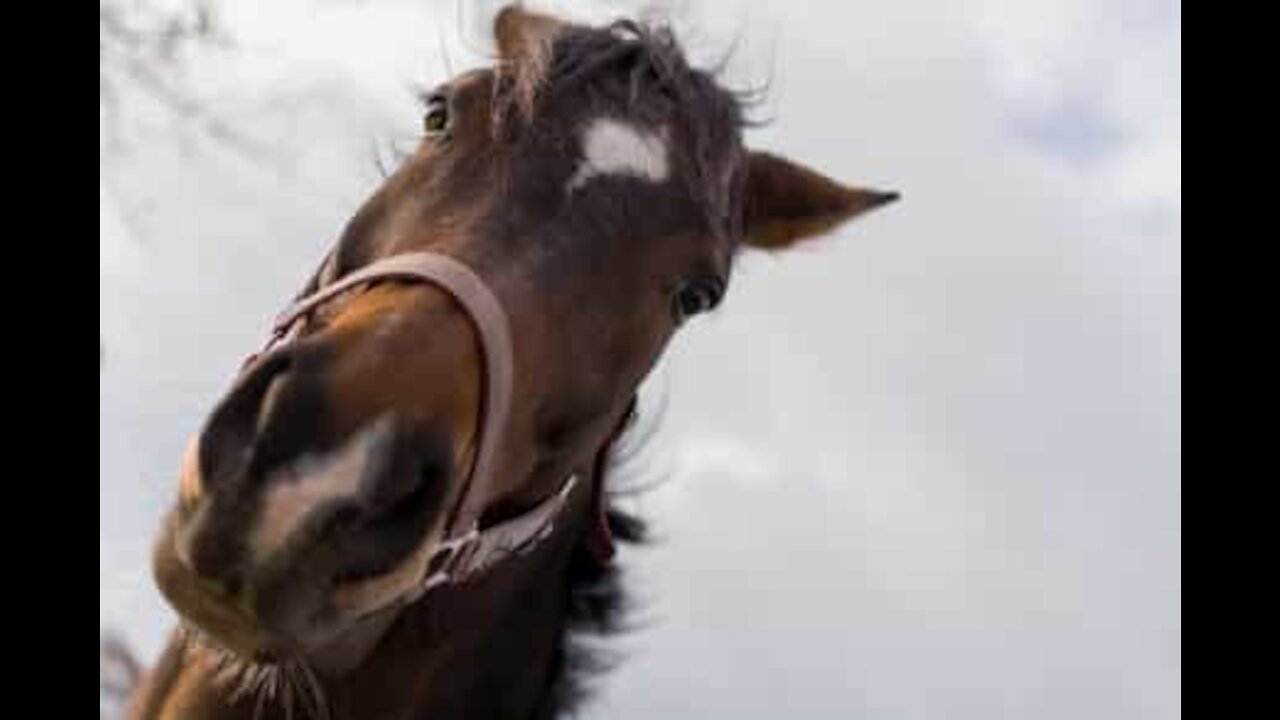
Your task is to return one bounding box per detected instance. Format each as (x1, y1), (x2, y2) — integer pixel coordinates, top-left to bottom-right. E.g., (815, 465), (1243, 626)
(197, 350), (310, 488)
(172, 504), (246, 594)
(256, 371), (293, 436)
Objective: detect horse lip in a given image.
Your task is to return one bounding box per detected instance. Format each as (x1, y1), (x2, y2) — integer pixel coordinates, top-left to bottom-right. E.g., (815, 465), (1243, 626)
(162, 568), (263, 659)
(167, 562), (313, 664)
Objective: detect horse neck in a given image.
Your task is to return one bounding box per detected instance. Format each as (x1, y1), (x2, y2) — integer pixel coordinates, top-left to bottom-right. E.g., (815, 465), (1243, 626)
(130, 508), (586, 720)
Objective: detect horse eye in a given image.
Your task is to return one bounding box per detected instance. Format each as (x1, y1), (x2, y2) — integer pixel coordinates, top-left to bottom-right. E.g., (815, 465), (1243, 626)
(423, 96), (450, 137)
(671, 276), (725, 325)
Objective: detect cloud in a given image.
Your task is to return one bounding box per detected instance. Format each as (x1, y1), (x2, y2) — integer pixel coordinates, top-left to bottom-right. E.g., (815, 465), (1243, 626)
(100, 1), (1179, 717)
(972, 0), (1181, 211)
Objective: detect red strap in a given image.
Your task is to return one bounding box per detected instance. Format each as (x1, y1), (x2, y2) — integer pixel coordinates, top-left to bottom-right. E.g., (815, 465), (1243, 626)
(583, 398), (637, 566)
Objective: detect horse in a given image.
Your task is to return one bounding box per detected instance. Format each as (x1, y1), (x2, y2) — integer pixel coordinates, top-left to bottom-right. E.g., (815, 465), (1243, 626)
(116, 6), (897, 719)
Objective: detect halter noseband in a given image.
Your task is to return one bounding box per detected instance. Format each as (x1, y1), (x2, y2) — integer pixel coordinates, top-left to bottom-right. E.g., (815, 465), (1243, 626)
(257, 251), (606, 612)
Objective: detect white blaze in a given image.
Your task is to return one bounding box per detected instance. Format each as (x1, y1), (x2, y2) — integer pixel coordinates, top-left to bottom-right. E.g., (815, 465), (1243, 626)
(248, 415), (394, 559)
(568, 117), (670, 191)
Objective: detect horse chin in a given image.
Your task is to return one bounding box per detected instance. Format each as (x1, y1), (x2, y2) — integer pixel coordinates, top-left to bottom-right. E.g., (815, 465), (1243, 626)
(169, 592), (343, 672)
(153, 520), (401, 679)
(152, 515), (297, 663)
(151, 520), (253, 649)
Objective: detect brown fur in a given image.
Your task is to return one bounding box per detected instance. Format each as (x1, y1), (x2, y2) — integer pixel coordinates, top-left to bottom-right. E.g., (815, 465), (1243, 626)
(118, 6), (896, 719)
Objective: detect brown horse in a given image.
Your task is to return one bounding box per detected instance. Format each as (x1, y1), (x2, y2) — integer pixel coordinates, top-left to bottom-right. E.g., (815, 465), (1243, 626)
(119, 6), (896, 719)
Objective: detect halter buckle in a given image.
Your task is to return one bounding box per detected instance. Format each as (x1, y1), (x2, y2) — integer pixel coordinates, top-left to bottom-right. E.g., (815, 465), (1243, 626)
(417, 527), (482, 597)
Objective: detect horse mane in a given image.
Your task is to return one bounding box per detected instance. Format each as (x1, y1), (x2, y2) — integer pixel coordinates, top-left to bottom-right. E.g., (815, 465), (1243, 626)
(548, 506), (647, 715)
(545, 391), (665, 716)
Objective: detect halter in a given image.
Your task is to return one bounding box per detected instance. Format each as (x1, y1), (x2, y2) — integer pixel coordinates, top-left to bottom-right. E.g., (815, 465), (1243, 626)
(256, 251), (613, 612)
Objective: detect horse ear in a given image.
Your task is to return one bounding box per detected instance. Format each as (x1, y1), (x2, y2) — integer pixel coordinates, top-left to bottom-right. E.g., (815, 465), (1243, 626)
(743, 151), (898, 251)
(493, 4), (565, 63)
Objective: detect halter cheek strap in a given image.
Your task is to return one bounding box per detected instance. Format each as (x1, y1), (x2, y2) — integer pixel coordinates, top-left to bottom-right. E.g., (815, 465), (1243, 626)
(263, 252), (597, 607)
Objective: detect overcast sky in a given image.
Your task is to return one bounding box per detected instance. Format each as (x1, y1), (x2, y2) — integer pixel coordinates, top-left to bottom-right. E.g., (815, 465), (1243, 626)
(100, 1), (1180, 717)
